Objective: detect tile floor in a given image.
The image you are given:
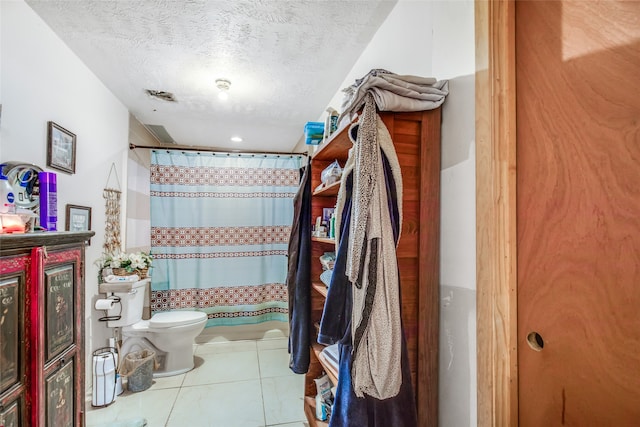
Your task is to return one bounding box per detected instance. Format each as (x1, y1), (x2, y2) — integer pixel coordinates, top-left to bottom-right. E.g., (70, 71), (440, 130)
(86, 336), (308, 427)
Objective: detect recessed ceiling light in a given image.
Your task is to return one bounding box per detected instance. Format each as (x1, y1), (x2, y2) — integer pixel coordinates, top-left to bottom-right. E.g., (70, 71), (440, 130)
(230, 136), (243, 143)
(215, 78), (231, 101)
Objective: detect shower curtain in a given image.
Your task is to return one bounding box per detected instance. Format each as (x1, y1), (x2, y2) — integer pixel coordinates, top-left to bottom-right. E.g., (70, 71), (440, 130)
(149, 150), (301, 327)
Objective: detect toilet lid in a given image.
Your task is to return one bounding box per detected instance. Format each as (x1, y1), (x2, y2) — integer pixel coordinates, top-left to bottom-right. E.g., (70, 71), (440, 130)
(149, 311), (207, 328)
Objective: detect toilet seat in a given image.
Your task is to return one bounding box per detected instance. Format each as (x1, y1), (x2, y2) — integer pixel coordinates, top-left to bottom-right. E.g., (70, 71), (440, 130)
(148, 311), (207, 328)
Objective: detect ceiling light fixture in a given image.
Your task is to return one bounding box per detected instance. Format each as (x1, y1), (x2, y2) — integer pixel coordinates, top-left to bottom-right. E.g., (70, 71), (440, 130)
(230, 136), (243, 143)
(215, 78), (231, 101)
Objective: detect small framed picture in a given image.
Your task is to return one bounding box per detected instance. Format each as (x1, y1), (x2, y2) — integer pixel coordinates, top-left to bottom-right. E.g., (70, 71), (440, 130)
(65, 205), (91, 232)
(47, 121), (76, 174)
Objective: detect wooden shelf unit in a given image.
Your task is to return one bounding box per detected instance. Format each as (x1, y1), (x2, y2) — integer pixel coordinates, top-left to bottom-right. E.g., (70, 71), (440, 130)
(303, 109), (442, 427)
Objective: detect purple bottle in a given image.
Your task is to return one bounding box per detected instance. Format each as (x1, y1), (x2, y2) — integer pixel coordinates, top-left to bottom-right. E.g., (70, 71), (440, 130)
(38, 171), (57, 231)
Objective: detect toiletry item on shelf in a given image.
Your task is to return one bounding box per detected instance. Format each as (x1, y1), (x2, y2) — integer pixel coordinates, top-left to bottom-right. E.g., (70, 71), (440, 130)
(320, 160), (342, 186)
(323, 107), (339, 144)
(104, 274), (140, 284)
(314, 373), (332, 421)
(0, 170), (16, 214)
(314, 374), (332, 401)
(319, 252), (336, 270)
(329, 213), (336, 239)
(330, 110), (339, 134)
(320, 269), (333, 287)
(315, 393), (328, 421)
(304, 121), (324, 145)
(38, 171), (57, 230)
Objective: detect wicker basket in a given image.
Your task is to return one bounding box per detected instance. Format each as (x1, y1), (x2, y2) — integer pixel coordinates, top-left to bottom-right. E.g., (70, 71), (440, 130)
(112, 268), (148, 278)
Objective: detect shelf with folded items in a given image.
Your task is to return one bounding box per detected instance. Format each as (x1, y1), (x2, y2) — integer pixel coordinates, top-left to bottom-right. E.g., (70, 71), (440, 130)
(312, 342), (339, 385)
(303, 109), (442, 427)
(311, 236), (335, 245)
(312, 180), (341, 197)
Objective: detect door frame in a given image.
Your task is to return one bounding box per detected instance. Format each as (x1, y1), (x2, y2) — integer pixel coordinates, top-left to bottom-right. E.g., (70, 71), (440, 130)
(475, 1), (518, 426)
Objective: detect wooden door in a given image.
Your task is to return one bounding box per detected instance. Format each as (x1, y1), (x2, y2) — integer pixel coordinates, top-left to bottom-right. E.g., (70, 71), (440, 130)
(516, 1), (640, 425)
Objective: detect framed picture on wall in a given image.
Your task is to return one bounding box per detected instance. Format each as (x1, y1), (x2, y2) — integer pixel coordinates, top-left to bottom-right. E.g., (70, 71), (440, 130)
(65, 204), (91, 245)
(47, 121), (76, 174)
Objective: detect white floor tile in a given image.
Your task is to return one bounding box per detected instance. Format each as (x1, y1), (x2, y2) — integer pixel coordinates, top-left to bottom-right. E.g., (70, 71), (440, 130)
(166, 380), (265, 427)
(183, 350), (260, 386)
(261, 375), (306, 426)
(196, 322), (288, 344)
(150, 372), (186, 390)
(86, 388), (179, 427)
(266, 422), (309, 427)
(196, 340), (257, 356)
(258, 348), (295, 378)
(257, 337), (289, 351)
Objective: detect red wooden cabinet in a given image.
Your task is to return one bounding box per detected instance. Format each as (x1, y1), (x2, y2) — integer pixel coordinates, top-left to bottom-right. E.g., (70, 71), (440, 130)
(0, 232), (93, 427)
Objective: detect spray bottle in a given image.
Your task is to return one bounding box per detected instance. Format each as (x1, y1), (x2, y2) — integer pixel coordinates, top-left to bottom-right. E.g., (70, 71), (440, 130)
(38, 171), (57, 230)
(0, 168), (16, 214)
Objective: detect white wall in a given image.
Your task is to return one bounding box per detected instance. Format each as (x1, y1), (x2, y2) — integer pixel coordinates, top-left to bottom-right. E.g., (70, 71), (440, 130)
(322, 1), (477, 425)
(431, 1), (477, 426)
(0, 0), (130, 400)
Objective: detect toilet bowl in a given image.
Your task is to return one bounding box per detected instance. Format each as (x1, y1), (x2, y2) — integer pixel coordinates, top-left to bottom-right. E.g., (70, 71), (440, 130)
(102, 278), (208, 377)
(119, 311), (207, 377)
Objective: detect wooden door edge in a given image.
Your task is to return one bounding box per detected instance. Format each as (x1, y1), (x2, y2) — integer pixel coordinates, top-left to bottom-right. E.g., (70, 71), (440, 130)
(475, 1), (518, 426)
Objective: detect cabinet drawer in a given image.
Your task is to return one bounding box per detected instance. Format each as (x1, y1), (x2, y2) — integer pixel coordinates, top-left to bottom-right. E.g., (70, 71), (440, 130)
(0, 274), (24, 395)
(45, 357), (75, 427)
(44, 264), (76, 362)
(0, 398), (23, 427)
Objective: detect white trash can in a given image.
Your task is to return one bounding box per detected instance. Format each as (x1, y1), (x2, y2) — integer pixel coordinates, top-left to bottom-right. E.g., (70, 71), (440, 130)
(92, 347), (117, 407)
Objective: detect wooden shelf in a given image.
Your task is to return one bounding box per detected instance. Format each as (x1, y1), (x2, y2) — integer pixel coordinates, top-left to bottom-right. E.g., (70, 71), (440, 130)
(312, 122), (353, 162)
(312, 180), (341, 197)
(312, 282), (328, 298)
(311, 236), (335, 245)
(312, 342), (339, 385)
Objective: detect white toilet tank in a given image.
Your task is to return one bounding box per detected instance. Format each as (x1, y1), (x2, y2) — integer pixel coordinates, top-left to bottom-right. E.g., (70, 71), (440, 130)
(105, 278), (149, 328)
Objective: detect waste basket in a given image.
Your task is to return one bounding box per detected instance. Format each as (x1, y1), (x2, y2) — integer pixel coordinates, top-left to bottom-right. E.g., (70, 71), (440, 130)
(119, 349), (156, 392)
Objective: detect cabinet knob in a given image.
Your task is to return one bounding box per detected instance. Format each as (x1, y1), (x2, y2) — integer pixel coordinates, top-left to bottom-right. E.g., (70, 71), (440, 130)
(60, 357), (66, 367)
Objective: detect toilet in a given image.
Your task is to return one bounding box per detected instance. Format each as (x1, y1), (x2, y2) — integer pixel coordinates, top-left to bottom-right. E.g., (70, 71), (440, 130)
(102, 278), (207, 377)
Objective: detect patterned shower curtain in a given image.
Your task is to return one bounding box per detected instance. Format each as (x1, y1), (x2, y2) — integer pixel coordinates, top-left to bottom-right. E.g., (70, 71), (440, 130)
(149, 150), (301, 327)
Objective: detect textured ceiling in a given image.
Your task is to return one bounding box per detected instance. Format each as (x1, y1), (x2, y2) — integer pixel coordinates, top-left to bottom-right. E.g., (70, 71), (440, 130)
(25, 0), (397, 153)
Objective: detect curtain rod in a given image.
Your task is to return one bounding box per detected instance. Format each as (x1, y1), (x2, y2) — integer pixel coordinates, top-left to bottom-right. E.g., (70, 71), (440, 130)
(129, 143), (306, 158)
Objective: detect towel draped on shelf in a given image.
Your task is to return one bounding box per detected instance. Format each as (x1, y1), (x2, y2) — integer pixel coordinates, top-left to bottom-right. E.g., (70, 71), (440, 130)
(340, 69), (449, 124)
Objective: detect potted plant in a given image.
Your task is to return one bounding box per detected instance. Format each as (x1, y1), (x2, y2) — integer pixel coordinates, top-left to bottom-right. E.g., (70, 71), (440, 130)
(97, 251), (153, 279)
